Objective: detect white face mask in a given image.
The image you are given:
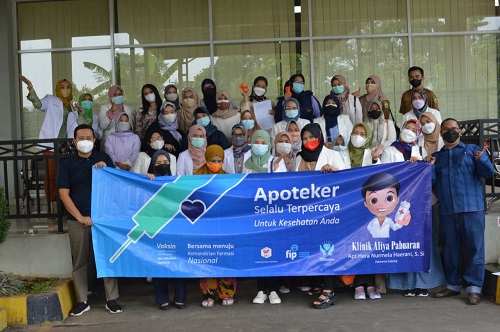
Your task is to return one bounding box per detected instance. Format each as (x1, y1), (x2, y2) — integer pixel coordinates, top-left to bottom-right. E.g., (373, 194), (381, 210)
(163, 114), (176, 123)
(253, 87), (266, 97)
(412, 99), (425, 110)
(145, 93), (156, 103)
(76, 140), (94, 154)
(400, 128), (417, 143)
(421, 122), (436, 135)
(165, 93), (178, 102)
(117, 122), (130, 132)
(350, 135), (367, 148)
(276, 142), (292, 155)
(150, 139), (164, 150)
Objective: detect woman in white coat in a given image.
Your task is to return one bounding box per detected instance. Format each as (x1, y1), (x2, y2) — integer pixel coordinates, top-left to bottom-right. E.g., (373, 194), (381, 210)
(131, 129), (177, 176)
(242, 130), (286, 174)
(271, 98), (310, 146)
(401, 89), (442, 128)
(176, 125), (207, 175)
(210, 89), (241, 142)
(330, 74), (362, 125)
(99, 85), (136, 150)
(223, 124), (251, 174)
(347, 123), (383, 168)
(314, 94), (353, 149)
(364, 100), (396, 149)
(418, 112), (444, 158)
(381, 119), (421, 164)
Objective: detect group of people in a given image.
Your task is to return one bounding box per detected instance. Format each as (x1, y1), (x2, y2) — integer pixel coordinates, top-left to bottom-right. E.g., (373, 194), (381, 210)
(19, 65), (494, 315)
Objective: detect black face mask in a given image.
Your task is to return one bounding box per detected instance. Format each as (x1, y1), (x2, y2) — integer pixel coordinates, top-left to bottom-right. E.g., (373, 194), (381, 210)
(442, 130), (459, 144)
(410, 79), (422, 88)
(155, 164), (171, 176)
(368, 110), (382, 119)
(323, 105), (338, 116)
(204, 87), (216, 97)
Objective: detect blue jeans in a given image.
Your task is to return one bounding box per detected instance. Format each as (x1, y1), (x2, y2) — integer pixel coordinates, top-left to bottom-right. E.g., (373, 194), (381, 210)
(439, 211), (485, 294)
(153, 278), (187, 305)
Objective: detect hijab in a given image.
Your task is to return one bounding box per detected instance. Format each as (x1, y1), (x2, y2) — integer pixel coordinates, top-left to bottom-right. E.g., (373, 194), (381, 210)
(298, 123), (324, 163)
(188, 125), (208, 172)
(158, 102), (182, 143)
(348, 123), (372, 168)
(286, 120), (303, 153)
(322, 94), (341, 131)
(54, 79), (73, 110)
(420, 112), (440, 156)
(361, 75), (388, 119)
(178, 87), (199, 133)
(194, 144), (227, 175)
(282, 98), (301, 123)
(249, 76), (269, 102)
(412, 89), (428, 119)
(244, 130), (272, 173)
(107, 85), (125, 120)
(364, 99), (385, 149)
(231, 124), (251, 158)
(77, 93), (93, 126)
(212, 89), (239, 119)
(331, 74), (350, 103)
(391, 119), (420, 161)
(274, 131), (295, 172)
(193, 107), (218, 137)
(163, 84), (180, 110)
(148, 150), (172, 176)
(201, 78), (217, 114)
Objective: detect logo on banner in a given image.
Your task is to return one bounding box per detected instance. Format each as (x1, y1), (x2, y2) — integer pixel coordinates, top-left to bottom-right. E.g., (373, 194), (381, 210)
(285, 244), (298, 260)
(319, 241), (335, 261)
(261, 247), (272, 259)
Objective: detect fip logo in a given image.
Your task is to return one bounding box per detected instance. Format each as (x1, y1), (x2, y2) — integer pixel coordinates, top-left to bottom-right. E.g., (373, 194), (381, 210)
(285, 244), (298, 260)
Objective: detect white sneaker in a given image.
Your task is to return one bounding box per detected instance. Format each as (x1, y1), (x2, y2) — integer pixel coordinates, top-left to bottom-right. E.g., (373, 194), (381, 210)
(367, 286), (381, 299)
(269, 291), (281, 304)
(354, 286), (366, 300)
(253, 291), (267, 304)
(279, 285), (290, 294)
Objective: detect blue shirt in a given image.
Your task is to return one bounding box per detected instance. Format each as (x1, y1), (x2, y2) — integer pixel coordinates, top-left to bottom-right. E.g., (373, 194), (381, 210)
(432, 141), (494, 215)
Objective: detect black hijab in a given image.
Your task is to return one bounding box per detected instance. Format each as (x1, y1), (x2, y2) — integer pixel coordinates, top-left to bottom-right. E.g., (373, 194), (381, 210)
(201, 78), (218, 114)
(299, 123), (324, 162)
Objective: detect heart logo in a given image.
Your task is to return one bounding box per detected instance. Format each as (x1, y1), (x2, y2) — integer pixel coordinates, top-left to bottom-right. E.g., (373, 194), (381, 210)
(180, 199), (206, 224)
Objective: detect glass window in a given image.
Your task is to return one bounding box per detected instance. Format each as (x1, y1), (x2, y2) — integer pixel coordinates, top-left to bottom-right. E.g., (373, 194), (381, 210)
(213, 41), (310, 103)
(411, 0), (499, 33)
(212, 0), (308, 40)
(311, 0), (407, 36)
(17, 0), (110, 50)
(115, 0), (209, 45)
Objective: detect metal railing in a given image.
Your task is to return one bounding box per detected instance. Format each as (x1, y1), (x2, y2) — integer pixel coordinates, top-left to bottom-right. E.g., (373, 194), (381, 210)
(0, 138), (75, 233)
(459, 119), (500, 209)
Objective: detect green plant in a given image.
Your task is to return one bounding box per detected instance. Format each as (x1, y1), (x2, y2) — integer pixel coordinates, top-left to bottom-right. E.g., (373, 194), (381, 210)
(21, 277), (58, 295)
(0, 271), (24, 296)
(0, 187), (10, 245)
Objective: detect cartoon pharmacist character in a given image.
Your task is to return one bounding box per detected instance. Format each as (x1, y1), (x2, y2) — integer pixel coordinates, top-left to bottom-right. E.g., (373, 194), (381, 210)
(361, 172), (411, 238)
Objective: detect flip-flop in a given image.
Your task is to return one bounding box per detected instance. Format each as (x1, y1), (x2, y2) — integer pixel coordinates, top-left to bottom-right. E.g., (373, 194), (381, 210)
(221, 298), (234, 306)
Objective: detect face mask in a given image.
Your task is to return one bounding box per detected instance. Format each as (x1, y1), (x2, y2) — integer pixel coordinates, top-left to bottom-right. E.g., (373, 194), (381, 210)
(422, 122), (436, 135)
(117, 121), (131, 132)
(217, 100), (230, 109)
(410, 79), (422, 88)
(217, 99), (230, 104)
(304, 137), (320, 151)
(365, 83), (377, 94)
(191, 137), (205, 148)
(241, 119), (255, 130)
(442, 130), (459, 144)
(331, 86), (344, 95)
(253, 87), (266, 97)
(252, 144), (268, 156)
(412, 99), (425, 110)
(61, 88), (71, 98)
(350, 135), (367, 148)
(76, 140), (94, 154)
(80, 100), (93, 111)
(204, 87), (216, 97)
(292, 82), (304, 94)
(183, 98), (196, 107)
(285, 110), (299, 119)
(333, 145), (347, 152)
(207, 163), (223, 173)
(112, 95), (124, 105)
(163, 114), (176, 123)
(323, 104), (338, 116)
(155, 164), (171, 176)
(232, 135), (246, 147)
(165, 93), (178, 102)
(196, 116), (210, 127)
(276, 142), (292, 155)
(400, 128), (417, 143)
(368, 110), (382, 120)
(145, 93), (156, 103)
(150, 139), (164, 150)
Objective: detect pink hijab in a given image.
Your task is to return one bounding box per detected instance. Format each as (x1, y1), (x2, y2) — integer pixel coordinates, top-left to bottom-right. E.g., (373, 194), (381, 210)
(188, 125), (208, 172)
(107, 85), (125, 120)
(360, 75), (388, 119)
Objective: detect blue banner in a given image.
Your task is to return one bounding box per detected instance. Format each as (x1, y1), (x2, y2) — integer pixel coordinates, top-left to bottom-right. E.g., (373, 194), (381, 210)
(91, 162), (432, 278)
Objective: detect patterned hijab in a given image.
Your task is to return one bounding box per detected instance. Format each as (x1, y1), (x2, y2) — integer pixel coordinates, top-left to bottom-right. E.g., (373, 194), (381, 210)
(331, 74), (350, 103)
(107, 85), (125, 119)
(412, 89), (429, 119)
(364, 99), (385, 148)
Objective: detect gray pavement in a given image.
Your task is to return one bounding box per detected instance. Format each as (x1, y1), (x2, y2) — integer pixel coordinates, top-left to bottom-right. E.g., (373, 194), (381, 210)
(5, 279), (500, 332)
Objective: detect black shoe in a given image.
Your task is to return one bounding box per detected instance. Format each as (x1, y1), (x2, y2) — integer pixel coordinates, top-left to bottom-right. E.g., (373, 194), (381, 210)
(416, 288), (428, 297)
(69, 302), (90, 316)
(403, 289), (416, 297)
(106, 299), (123, 314)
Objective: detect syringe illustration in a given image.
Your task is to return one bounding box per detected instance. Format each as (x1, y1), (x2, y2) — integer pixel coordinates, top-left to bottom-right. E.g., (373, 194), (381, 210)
(110, 173), (246, 263)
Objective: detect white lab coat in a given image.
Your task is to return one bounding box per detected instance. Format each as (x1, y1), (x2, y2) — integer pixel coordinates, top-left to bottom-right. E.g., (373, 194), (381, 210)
(344, 149), (379, 169)
(131, 151), (177, 176)
(365, 118), (397, 149)
(401, 107), (442, 127)
(341, 94), (363, 125)
(380, 145), (422, 164)
(37, 94), (76, 149)
(211, 112), (241, 142)
(420, 136), (445, 158)
(367, 217), (403, 238)
(66, 111), (103, 139)
(271, 118), (310, 145)
(242, 150), (287, 173)
(314, 115), (353, 145)
(294, 147), (346, 171)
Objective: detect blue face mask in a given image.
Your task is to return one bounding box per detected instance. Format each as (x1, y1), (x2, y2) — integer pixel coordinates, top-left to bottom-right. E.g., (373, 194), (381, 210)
(285, 110), (299, 119)
(241, 119), (255, 130)
(331, 86), (344, 95)
(252, 144), (268, 156)
(333, 145), (347, 152)
(196, 116), (210, 127)
(111, 95), (124, 105)
(191, 137), (205, 148)
(292, 82), (304, 94)
(80, 100), (93, 111)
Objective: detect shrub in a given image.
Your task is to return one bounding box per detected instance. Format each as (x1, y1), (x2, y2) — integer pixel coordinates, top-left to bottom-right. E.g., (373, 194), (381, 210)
(0, 187), (9, 245)
(0, 271), (24, 296)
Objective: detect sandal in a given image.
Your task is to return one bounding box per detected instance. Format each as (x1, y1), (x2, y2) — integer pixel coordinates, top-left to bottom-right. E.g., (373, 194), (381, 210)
(313, 291), (338, 309)
(201, 298), (214, 308)
(307, 287), (323, 297)
(221, 298), (234, 306)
